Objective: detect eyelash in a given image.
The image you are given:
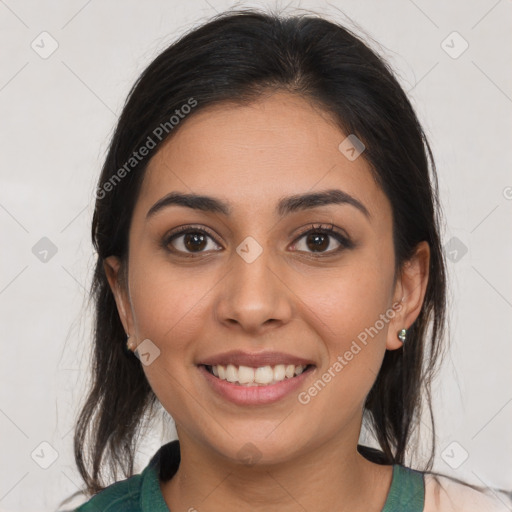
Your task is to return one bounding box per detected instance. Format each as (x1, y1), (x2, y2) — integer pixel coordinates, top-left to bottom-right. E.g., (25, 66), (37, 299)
(162, 223), (353, 258)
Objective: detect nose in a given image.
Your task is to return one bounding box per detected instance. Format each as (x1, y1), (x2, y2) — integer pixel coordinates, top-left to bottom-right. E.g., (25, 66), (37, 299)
(214, 240), (293, 336)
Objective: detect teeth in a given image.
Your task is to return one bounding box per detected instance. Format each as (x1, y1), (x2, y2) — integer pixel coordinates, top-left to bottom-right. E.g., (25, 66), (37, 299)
(238, 365), (255, 384)
(207, 363), (309, 386)
(225, 364), (238, 383)
(254, 366), (274, 384)
(273, 364), (286, 381)
(285, 364), (295, 378)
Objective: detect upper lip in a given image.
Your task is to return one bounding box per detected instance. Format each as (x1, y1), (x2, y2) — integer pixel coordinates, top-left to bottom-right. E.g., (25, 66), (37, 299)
(199, 350), (316, 368)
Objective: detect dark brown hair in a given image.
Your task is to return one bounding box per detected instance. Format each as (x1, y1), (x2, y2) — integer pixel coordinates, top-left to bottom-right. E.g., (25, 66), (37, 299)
(67, 7), (447, 501)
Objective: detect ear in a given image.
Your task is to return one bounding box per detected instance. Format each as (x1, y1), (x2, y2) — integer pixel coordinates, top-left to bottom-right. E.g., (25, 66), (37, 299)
(103, 255), (135, 337)
(386, 241), (430, 350)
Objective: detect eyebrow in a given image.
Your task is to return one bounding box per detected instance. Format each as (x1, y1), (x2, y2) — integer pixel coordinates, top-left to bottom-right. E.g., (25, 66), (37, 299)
(146, 189), (371, 220)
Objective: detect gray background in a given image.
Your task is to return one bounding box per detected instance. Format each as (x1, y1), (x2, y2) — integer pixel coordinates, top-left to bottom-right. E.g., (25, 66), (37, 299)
(1, 0), (511, 510)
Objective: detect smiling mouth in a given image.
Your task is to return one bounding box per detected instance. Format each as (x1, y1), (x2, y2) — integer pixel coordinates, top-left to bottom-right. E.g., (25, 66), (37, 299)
(201, 363), (315, 387)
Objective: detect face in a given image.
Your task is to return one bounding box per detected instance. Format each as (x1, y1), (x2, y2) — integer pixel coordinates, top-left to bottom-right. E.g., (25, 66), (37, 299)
(105, 91), (429, 465)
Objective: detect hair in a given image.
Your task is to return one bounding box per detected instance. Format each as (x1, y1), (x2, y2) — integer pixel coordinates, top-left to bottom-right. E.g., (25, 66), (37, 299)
(70, 7), (447, 500)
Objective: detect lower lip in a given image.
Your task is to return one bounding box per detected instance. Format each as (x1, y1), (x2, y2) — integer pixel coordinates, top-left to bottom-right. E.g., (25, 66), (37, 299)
(198, 365), (315, 405)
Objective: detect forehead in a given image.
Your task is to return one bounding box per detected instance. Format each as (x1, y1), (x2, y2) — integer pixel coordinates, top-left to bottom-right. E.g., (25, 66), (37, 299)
(136, 92), (389, 221)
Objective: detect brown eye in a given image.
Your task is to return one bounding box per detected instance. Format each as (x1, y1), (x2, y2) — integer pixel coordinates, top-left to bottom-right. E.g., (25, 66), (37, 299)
(181, 232), (208, 252)
(292, 224), (353, 255)
(163, 226), (221, 255)
(304, 232), (332, 252)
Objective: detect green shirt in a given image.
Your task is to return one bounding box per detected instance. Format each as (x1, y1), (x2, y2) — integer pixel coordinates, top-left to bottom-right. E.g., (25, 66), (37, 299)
(74, 441), (424, 511)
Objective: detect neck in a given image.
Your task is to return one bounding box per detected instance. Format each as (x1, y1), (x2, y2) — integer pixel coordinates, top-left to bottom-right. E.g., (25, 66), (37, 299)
(160, 426), (393, 512)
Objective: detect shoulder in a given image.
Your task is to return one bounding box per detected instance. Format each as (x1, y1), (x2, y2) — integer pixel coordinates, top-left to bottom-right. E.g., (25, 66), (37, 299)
(73, 473), (143, 512)
(423, 472), (510, 512)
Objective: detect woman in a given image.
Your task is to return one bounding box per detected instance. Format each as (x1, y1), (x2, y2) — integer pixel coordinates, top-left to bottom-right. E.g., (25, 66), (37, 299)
(68, 8), (507, 511)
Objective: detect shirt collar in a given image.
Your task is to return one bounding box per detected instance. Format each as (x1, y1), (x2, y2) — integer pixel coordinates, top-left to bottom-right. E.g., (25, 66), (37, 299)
(140, 440), (180, 511)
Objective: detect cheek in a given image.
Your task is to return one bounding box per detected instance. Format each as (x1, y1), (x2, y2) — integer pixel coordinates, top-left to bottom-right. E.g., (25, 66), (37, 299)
(312, 250), (394, 333)
(295, 292), (393, 426)
(298, 248), (395, 390)
(127, 258), (214, 421)
(128, 254), (212, 354)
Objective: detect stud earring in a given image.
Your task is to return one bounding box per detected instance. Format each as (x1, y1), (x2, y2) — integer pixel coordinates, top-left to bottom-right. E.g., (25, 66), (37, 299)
(397, 328), (407, 344)
(126, 335), (136, 352)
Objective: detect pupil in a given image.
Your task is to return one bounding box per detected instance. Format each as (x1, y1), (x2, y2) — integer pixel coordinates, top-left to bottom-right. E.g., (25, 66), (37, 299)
(308, 233), (328, 252)
(185, 233), (206, 251)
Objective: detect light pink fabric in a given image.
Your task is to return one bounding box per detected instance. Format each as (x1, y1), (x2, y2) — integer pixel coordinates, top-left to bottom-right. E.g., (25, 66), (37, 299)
(423, 473), (511, 511)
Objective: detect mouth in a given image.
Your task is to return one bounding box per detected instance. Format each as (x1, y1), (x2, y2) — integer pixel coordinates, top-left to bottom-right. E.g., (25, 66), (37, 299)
(200, 363), (315, 387)
(197, 362), (316, 405)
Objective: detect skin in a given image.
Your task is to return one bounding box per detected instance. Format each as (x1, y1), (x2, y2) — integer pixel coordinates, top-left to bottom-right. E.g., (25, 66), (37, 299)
(105, 91), (430, 511)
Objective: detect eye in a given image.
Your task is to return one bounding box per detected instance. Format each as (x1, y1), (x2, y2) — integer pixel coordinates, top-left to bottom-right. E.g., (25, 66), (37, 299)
(291, 223), (353, 255)
(162, 225), (221, 256)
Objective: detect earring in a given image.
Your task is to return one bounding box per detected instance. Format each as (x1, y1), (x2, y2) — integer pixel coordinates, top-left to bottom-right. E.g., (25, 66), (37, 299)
(126, 335), (136, 351)
(397, 328), (407, 344)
